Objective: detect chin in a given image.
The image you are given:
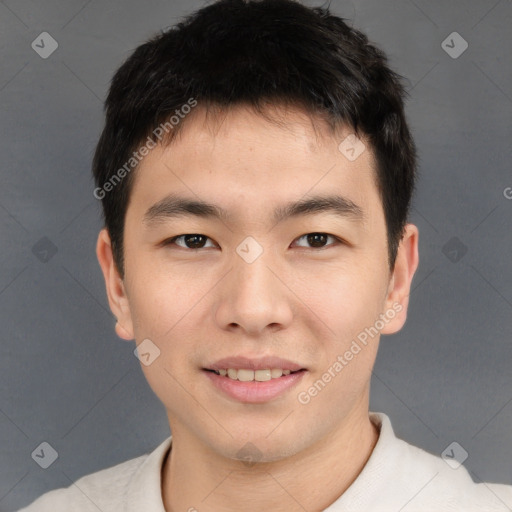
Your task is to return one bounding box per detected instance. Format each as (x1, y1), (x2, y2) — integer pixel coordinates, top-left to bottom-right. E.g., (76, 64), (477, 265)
(214, 430), (307, 464)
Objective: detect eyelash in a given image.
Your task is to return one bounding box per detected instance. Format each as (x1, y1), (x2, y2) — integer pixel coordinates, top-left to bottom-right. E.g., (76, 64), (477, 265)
(161, 233), (344, 251)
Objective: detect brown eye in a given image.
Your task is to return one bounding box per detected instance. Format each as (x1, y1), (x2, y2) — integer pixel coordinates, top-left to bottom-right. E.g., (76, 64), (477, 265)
(165, 234), (216, 249)
(293, 233), (340, 249)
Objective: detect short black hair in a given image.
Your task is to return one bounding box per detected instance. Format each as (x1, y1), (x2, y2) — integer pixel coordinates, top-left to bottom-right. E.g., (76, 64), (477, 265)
(92, 0), (417, 278)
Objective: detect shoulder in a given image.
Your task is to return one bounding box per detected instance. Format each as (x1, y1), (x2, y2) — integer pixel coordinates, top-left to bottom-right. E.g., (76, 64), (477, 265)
(17, 436), (171, 512)
(370, 413), (512, 511)
(397, 437), (512, 510)
(18, 455), (146, 511)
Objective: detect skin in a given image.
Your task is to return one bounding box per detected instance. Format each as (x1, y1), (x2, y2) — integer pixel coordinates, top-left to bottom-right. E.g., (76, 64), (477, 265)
(96, 104), (419, 512)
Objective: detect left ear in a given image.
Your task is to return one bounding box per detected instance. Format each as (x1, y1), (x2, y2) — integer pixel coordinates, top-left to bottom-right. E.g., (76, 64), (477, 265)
(380, 223), (419, 335)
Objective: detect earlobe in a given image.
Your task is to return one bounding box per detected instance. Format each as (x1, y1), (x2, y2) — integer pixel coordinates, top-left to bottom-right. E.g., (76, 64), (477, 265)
(115, 321), (134, 341)
(380, 223), (419, 335)
(96, 228), (135, 341)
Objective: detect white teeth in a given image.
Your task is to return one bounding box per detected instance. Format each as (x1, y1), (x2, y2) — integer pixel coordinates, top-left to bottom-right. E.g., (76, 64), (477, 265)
(237, 369), (254, 382)
(215, 368), (297, 381)
(255, 369), (271, 381)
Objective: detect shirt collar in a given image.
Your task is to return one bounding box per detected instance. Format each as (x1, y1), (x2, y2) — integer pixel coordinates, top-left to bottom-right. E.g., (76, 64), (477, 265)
(323, 411), (400, 511)
(124, 412), (393, 511)
(125, 434), (172, 512)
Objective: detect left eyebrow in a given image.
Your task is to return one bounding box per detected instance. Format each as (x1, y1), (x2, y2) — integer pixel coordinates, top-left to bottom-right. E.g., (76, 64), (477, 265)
(143, 193), (365, 227)
(272, 194), (365, 225)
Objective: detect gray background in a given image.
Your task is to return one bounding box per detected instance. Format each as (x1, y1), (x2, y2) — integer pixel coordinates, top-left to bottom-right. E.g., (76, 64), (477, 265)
(1, 0), (511, 510)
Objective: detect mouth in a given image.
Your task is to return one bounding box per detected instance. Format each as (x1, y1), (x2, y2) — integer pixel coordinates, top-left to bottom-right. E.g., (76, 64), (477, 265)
(202, 356), (308, 403)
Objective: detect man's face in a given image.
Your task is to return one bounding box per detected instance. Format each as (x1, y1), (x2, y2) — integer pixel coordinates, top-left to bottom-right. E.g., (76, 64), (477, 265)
(104, 105), (412, 461)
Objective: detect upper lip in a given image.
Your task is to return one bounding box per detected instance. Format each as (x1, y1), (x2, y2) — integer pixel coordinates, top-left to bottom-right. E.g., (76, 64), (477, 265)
(205, 356), (305, 372)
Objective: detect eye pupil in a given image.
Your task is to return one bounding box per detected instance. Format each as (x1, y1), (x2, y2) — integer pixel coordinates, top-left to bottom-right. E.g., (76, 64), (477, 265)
(185, 234), (206, 248)
(307, 233), (327, 248)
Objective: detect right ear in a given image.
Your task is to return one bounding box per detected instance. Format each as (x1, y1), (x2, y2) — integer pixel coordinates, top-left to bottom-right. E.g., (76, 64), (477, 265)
(96, 228), (134, 341)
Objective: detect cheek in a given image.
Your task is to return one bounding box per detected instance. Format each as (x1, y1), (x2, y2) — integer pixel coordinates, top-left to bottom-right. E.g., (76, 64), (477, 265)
(126, 259), (202, 341)
(293, 262), (387, 400)
(294, 259), (387, 338)
(128, 274), (203, 405)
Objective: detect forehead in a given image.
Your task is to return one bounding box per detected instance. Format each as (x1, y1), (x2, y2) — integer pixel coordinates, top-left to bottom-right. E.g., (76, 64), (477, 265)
(128, 105), (382, 228)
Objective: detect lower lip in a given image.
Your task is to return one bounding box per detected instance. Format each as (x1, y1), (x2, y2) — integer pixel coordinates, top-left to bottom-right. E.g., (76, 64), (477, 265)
(203, 370), (307, 403)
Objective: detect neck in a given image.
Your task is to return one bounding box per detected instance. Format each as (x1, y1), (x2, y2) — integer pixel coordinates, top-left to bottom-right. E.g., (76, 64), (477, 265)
(162, 409), (379, 512)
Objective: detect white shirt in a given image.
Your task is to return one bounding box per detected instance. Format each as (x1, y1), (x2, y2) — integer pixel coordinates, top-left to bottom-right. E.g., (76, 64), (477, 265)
(18, 412), (512, 511)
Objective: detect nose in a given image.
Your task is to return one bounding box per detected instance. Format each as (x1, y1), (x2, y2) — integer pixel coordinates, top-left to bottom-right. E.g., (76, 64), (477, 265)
(214, 246), (294, 336)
